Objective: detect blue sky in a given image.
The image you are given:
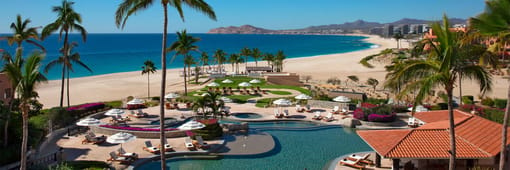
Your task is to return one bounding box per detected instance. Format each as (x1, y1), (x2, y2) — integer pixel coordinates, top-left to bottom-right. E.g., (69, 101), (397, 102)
(0, 0), (486, 33)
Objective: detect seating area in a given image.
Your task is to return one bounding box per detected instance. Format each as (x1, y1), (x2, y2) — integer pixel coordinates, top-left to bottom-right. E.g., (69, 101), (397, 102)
(82, 132), (106, 144)
(107, 152), (134, 164)
(339, 153), (374, 169)
(184, 137), (196, 150)
(142, 141), (160, 154)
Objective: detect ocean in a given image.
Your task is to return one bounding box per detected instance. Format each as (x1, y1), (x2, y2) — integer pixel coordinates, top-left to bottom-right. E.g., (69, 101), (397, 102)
(0, 34), (373, 80)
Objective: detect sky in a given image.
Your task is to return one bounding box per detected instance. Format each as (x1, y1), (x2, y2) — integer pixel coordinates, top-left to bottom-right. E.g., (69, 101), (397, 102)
(0, 0), (487, 33)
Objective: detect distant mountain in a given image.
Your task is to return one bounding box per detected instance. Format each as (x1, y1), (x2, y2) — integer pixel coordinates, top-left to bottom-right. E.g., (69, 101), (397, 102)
(207, 18), (468, 34)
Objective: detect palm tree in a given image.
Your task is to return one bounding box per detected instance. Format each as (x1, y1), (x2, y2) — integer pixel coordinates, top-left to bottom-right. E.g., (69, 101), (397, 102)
(200, 51), (209, 73)
(240, 47), (251, 69)
(393, 32), (404, 49)
(228, 53), (243, 74)
(471, 1), (510, 169)
(3, 52), (47, 170)
(42, 0), (87, 108)
(141, 60), (157, 99)
(347, 75), (359, 85)
(262, 53), (274, 70)
(1, 15), (43, 147)
(2, 15), (45, 55)
(251, 48), (261, 67)
(184, 54), (196, 84)
(167, 30), (200, 96)
(387, 16), (492, 170)
(116, 0), (215, 168)
(213, 49), (226, 74)
(234, 54), (245, 74)
(366, 78), (379, 91)
(203, 91), (224, 118)
(44, 42), (92, 107)
(274, 50), (286, 72)
(191, 95), (208, 118)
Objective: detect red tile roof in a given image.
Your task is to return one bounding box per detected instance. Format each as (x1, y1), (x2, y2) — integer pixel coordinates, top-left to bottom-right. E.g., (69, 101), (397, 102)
(358, 109), (510, 159)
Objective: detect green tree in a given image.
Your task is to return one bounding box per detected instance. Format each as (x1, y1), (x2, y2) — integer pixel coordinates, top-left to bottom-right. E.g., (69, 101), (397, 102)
(3, 52), (47, 170)
(471, 0), (510, 168)
(184, 54), (196, 84)
(167, 30), (200, 96)
(274, 50), (286, 72)
(251, 48), (261, 67)
(393, 32), (404, 49)
(262, 53), (274, 70)
(387, 16), (492, 170)
(200, 51), (209, 73)
(116, 1), (215, 168)
(347, 75), (359, 85)
(141, 60), (157, 99)
(213, 49), (227, 74)
(203, 91), (224, 118)
(366, 78), (379, 91)
(228, 53), (243, 74)
(42, 0), (87, 108)
(240, 47), (251, 69)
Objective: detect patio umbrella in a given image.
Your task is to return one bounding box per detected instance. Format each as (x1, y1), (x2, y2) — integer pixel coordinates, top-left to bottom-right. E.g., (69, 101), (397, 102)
(238, 82), (251, 87)
(294, 94), (312, 100)
(201, 93), (210, 97)
(273, 99), (292, 106)
(76, 117), (101, 126)
(408, 105), (429, 112)
(207, 82), (220, 87)
(221, 79), (233, 84)
(164, 93), (180, 99)
(104, 108), (125, 116)
(220, 96), (233, 103)
(249, 79), (261, 84)
(178, 120), (206, 130)
(127, 98), (144, 105)
(333, 96), (351, 111)
(107, 132), (136, 150)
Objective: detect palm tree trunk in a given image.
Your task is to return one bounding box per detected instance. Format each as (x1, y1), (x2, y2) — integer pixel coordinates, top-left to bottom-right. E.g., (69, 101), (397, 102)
(3, 90), (15, 147)
(59, 65), (65, 107)
(20, 105), (29, 170)
(499, 82), (510, 170)
(159, 3), (168, 170)
(147, 74), (150, 99)
(183, 65), (188, 96)
(458, 74), (462, 105)
(447, 88), (457, 170)
(66, 68), (70, 107)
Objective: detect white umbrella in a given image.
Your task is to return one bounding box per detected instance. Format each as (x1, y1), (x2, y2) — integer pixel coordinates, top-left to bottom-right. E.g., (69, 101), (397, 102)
(104, 108), (125, 116)
(207, 82), (220, 87)
(165, 93), (180, 99)
(107, 132), (136, 150)
(238, 82), (251, 87)
(76, 118), (101, 126)
(294, 94), (312, 100)
(220, 96), (233, 103)
(178, 120), (205, 130)
(221, 79), (233, 84)
(333, 96), (351, 103)
(201, 93), (210, 97)
(127, 98), (144, 105)
(249, 79), (261, 84)
(273, 99), (292, 106)
(408, 105), (429, 112)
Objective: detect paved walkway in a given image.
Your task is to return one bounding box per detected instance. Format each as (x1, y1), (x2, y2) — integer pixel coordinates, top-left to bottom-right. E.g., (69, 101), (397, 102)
(216, 131), (274, 155)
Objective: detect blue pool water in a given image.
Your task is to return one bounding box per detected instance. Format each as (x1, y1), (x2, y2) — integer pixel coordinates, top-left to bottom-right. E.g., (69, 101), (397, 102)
(136, 121), (372, 170)
(149, 118), (178, 126)
(232, 113), (262, 119)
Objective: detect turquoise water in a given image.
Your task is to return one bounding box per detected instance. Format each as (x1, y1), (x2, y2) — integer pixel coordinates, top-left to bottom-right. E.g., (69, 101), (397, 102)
(232, 113), (262, 119)
(150, 118), (178, 126)
(0, 34), (373, 80)
(136, 121), (371, 170)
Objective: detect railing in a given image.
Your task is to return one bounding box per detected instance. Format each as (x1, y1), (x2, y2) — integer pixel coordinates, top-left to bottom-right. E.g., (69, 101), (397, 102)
(1, 150), (61, 170)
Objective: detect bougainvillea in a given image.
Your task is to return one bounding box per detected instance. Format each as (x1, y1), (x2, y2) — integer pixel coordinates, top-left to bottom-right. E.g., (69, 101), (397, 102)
(67, 103), (105, 111)
(368, 113), (396, 122)
(100, 125), (179, 131)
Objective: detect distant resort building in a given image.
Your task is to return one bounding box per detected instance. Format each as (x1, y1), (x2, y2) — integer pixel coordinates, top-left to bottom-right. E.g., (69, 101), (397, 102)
(0, 73), (13, 105)
(357, 110), (510, 169)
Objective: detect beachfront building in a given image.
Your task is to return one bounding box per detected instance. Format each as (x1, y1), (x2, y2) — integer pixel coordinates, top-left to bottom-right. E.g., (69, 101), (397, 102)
(0, 73), (13, 105)
(384, 24), (394, 37)
(357, 110), (510, 169)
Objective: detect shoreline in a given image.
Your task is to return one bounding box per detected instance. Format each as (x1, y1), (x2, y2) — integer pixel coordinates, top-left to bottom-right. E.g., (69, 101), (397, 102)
(36, 34), (507, 108)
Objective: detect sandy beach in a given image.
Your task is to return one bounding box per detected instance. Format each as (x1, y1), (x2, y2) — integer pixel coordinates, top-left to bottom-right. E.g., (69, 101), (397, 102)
(36, 34), (509, 108)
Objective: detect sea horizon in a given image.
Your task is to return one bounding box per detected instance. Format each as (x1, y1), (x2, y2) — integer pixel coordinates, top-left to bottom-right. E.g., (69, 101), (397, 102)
(0, 33), (374, 80)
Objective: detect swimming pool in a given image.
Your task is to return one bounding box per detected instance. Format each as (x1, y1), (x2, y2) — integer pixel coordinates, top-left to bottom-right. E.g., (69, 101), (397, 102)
(136, 121), (371, 170)
(150, 118), (178, 125)
(232, 113), (263, 119)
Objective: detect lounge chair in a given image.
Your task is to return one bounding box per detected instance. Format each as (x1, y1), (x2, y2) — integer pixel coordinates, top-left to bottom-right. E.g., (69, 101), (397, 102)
(185, 137), (196, 150)
(408, 117), (417, 127)
(158, 139), (174, 152)
(296, 105), (305, 113)
(82, 134), (106, 144)
(274, 109), (283, 118)
(143, 141), (160, 154)
(283, 109), (290, 118)
(195, 136), (210, 149)
(305, 105), (312, 112)
(312, 111), (322, 120)
(341, 108), (348, 114)
(107, 152), (134, 164)
(339, 158), (365, 170)
(173, 103), (180, 109)
(332, 106), (340, 114)
(117, 147), (138, 159)
(323, 112), (334, 122)
(348, 153), (373, 164)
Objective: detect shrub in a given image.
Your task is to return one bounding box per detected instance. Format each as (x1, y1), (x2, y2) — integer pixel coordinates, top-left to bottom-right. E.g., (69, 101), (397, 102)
(365, 98), (388, 105)
(66, 103), (105, 112)
(151, 96), (160, 101)
(494, 99), (507, 109)
(437, 103), (448, 110)
(48, 107), (74, 128)
(105, 100), (122, 108)
(99, 125), (178, 131)
(368, 113), (396, 122)
(462, 96), (474, 105)
(193, 119), (222, 140)
(429, 105), (442, 110)
(353, 108), (366, 120)
(481, 97), (494, 107)
(483, 108), (504, 124)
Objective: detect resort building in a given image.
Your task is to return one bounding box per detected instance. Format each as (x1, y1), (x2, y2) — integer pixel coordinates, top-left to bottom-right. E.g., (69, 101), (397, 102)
(0, 73), (12, 105)
(357, 110), (510, 169)
(384, 24), (394, 37)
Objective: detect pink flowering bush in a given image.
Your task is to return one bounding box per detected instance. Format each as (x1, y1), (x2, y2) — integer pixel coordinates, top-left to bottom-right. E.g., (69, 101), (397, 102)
(100, 125), (179, 131)
(353, 108), (366, 120)
(368, 113), (396, 122)
(67, 103), (105, 111)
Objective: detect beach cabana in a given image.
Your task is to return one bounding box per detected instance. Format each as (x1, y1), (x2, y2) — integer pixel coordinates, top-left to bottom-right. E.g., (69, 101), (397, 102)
(357, 110), (510, 169)
(76, 118), (102, 126)
(105, 108), (125, 117)
(127, 98), (145, 110)
(178, 120), (206, 130)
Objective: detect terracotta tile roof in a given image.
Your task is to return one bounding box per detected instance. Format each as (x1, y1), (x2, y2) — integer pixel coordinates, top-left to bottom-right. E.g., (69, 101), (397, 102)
(358, 109), (510, 159)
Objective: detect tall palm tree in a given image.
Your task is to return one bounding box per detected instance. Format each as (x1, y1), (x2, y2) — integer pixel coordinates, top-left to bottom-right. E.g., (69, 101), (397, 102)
(184, 54), (196, 84)
(228, 53), (243, 74)
(251, 48), (261, 67)
(1, 15), (43, 147)
(262, 53), (274, 69)
(167, 30), (200, 96)
(200, 51), (209, 73)
(240, 47), (251, 69)
(388, 16), (492, 170)
(3, 52), (47, 170)
(366, 78), (379, 91)
(213, 49), (226, 74)
(274, 50), (286, 72)
(42, 0), (87, 108)
(203, 91), (224, 118)
(116, 1), (215, 168)
(142, 60), (157, 99)
(44, 42), (92, 107)
(2, 15), (45, 55)
(393, 32), (404, 49)
(471, 0), (510, 169)
(234, 54), (245, 74)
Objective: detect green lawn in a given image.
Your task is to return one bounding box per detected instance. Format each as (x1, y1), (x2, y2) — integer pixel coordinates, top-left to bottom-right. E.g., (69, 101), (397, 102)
(226, 95), (259, 103)
(268, 90), (292, 95)
(206, 77), (310, 95)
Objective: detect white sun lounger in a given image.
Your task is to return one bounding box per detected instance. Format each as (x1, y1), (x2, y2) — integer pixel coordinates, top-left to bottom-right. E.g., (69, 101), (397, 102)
(185, 137), (195, 150)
